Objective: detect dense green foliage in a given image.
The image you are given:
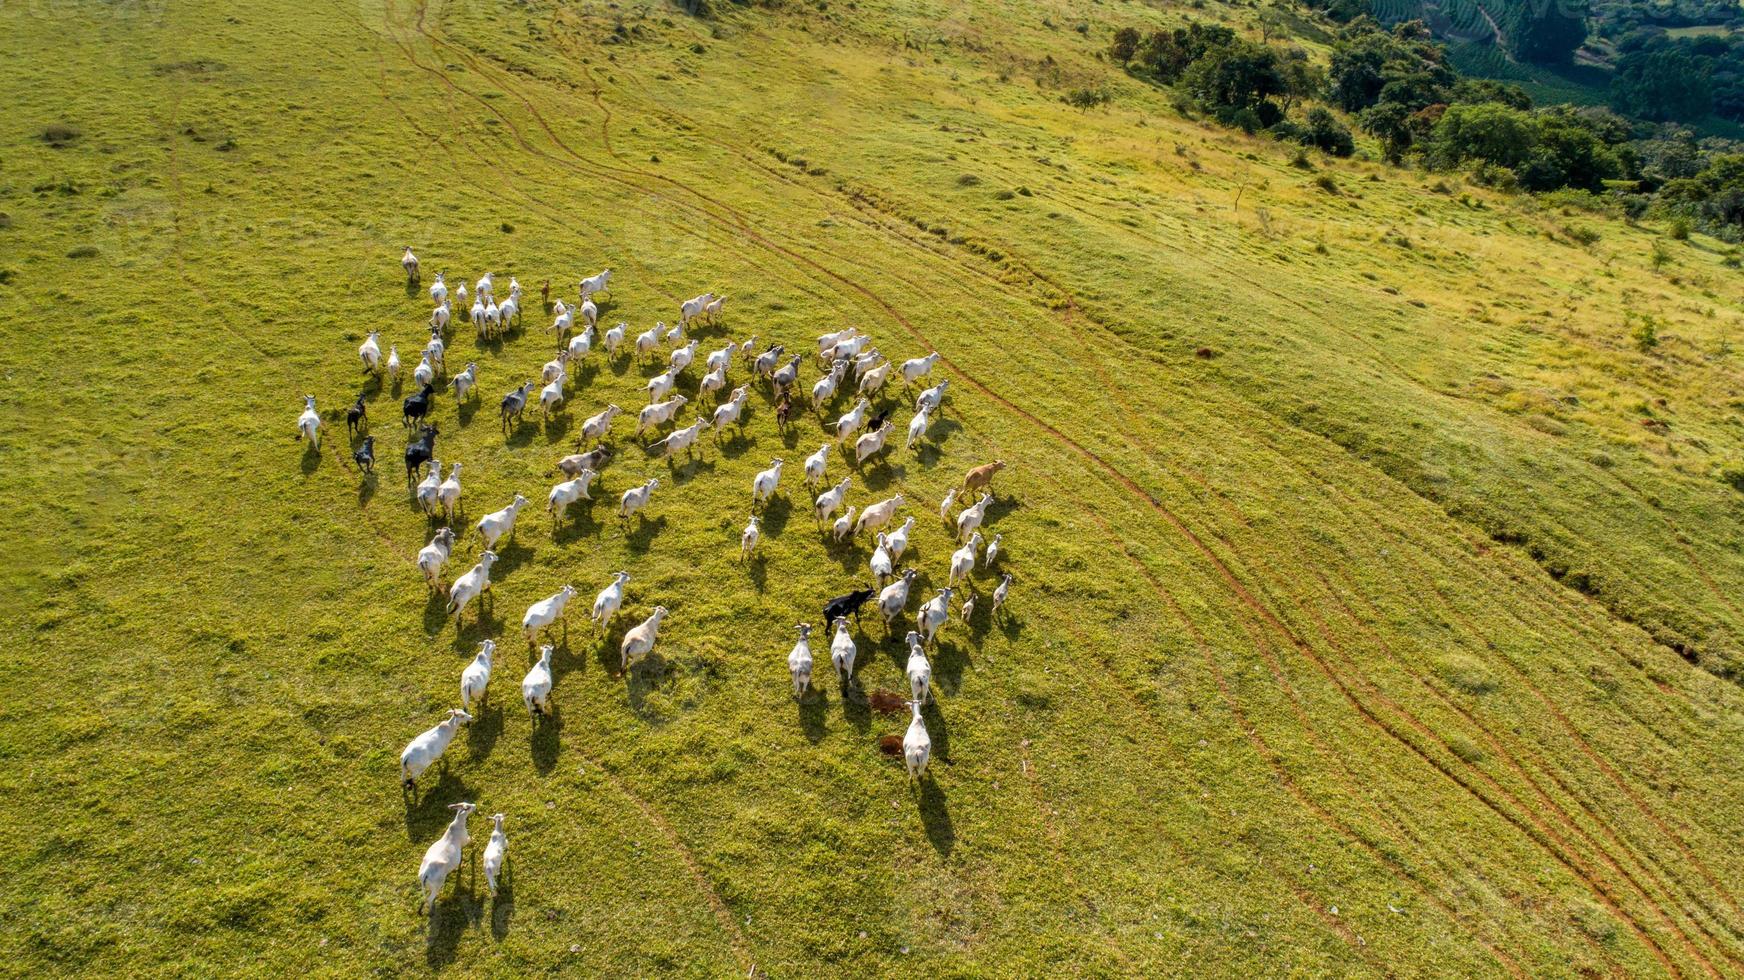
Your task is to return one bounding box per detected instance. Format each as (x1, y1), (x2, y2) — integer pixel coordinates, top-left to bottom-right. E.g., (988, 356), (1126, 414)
(1114, 11), (1744, 237)
(1610, 43), (1713, 121)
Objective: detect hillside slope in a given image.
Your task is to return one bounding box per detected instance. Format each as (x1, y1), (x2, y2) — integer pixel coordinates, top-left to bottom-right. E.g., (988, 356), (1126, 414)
(4, 0), (1744, 975)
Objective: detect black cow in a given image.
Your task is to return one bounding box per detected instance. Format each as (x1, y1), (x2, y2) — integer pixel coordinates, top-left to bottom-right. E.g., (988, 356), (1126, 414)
(823, 588), (876, 627)
(346, 392), (368, 437)
(352, 435), (375, 473)
(405, 423), (438, 483)
(402, 383), (436, 426)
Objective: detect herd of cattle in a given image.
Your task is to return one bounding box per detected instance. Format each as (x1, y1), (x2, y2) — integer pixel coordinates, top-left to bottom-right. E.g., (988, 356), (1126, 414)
(297, 249), (1016, 912)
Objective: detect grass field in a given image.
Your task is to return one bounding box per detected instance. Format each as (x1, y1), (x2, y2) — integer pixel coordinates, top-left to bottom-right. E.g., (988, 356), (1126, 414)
(6, 0), (1744, 975)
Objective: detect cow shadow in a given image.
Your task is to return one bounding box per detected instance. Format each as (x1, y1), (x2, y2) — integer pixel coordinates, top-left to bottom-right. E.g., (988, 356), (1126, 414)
(504, 420), (537, 448)
(624, 656), (673, 722)
(529, 705), (562, 775)
(454, 604), (503, 651)
(491, 539), (535, 580)
(542, 414), (574, 441)
(840, 677), (871, 733)
(985, 494), (1022, 524)
(930, 637), (971, 690)
(827, 537), (865, 575)
(797, 688), (828, 743)
(759, 495), (793, 536)
(357, 472), (378, 506)
(425, 886), (475, 969)
(466, 701), (503, 762)
(918, 777), (954, 857)
(859, 463), (905, 494)
(489, 864), (515, 939)
(624, 514), (668, 553)
(552, 506), (601, 545)
(667, 456), (717, 485)
(424, 592), (454, 636)
(716, 429), (755, 459)
(402, 768), (475, 838)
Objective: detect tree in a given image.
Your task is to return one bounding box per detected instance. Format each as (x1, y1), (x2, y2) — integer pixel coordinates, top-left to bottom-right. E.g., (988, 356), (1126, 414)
(1110, 27), (1141, 64)
(1329, 33), (1390, 111)
(1180, 39), (1286, 111)
(1449, 77), (1533, 110)
(1427, 101), (1539, 169)
(1510, 0), (1590, 64)
(1135, 23), (1237, 83)
(1359, 101), (1417, 163)
(1611, 47), (1713, 121)
(1306, 107), (1356, 156)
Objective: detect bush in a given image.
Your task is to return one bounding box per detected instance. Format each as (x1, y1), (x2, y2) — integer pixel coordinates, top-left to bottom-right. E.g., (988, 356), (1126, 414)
(40, 124), (81, 147)
(1471, 161), (1519, 193)
(1669, 215), (1692, 240)
(1222, 106), (1263, 134)
(1629, 311), (1661, 350)
(1063, 87), (1111, 110)
(1304, 107), (1355, 157)
(1314, 173), (1340, 194)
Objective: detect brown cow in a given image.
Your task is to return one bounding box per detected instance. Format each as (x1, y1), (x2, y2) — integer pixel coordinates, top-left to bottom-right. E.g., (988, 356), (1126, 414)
(963, 460), (1006, 495)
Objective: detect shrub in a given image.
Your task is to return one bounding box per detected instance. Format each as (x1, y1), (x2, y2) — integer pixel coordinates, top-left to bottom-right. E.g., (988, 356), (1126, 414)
(1471, 161), (1518, 193)
(1628, 311), (1661, 351)
(1669, 215), (1692, 240)
(1063, 87), (1112, 110)
(1314, 173), (1340, 194)
(1304, 107), (1354, 157)
(40, 124), (81, 147)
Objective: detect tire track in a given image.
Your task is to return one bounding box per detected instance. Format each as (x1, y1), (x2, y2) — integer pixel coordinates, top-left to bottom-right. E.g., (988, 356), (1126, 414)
(1276, 439), (1744, 918)
(1293, 454), (1744, 930)
(1156, 444), (1744, 966)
